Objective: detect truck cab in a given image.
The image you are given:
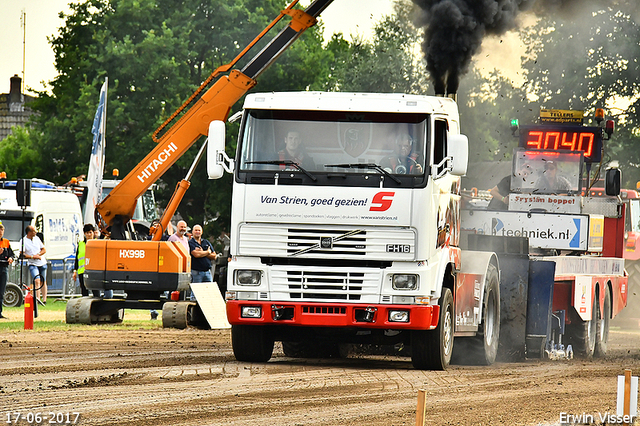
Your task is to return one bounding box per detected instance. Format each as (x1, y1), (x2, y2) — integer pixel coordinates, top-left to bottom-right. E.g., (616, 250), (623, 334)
(218, 92), (508, 370)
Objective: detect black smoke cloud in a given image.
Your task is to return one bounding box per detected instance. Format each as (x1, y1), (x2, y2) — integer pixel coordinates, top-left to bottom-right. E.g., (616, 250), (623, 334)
(412, 0), (601, 95)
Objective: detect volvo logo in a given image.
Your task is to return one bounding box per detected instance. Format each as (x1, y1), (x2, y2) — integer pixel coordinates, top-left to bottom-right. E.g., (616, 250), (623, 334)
(320, 237), (333, 249)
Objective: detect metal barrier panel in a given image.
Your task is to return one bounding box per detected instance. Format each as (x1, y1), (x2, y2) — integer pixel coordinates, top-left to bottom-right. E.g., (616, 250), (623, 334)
(7, 258), (80, 298)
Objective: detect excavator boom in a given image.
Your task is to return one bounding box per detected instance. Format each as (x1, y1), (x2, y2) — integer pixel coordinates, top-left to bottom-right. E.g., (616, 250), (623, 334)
(96, 0), (335, 238)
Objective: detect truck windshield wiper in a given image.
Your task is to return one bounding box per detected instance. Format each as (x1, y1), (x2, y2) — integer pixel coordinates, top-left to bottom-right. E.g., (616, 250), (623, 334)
(324, 163), (401, 184)
(246, 160), (317, 181)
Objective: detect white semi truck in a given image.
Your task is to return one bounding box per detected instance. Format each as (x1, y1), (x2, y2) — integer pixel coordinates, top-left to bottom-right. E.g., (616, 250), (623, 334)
(211, 93), (627, 370)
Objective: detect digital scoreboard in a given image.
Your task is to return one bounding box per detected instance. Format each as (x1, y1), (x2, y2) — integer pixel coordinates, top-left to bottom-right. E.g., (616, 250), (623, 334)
(518, 125), (603, 163)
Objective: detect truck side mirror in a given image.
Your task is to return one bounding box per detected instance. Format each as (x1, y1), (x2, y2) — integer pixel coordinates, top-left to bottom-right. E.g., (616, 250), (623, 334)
(207, 120), (234, 179)
(605, 167), (621, 196)
(447, 134), (468, 176)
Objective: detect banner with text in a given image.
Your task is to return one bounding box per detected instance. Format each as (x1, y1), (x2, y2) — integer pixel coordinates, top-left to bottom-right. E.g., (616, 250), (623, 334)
(461, 210), (589, 250)
(243, 185), (412, 226)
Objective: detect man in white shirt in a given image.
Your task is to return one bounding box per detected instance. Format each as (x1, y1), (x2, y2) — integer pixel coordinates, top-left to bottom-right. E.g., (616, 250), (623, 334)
(19, 225), (47, 303)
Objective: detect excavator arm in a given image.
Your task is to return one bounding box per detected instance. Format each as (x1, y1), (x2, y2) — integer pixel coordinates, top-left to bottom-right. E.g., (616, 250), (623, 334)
(96, 0), (335, 239)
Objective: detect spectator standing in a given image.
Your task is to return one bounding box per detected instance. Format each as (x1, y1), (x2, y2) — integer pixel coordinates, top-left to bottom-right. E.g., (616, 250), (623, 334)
(189, 224), (216, 282)
(168, 220), (190, 253)
(20, 225), (47, 303)
(73, 224), (95, 297)
(0, 223), (15, 319)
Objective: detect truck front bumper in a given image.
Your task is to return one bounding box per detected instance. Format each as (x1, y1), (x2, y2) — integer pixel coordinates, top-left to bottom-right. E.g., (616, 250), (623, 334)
(226, 301), (439, 330)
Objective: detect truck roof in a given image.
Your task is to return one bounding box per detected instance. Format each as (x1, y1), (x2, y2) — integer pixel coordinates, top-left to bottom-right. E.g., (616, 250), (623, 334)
(243, 92), (460, 117)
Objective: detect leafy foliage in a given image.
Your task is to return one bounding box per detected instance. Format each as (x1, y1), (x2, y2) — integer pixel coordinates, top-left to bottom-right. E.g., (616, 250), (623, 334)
(326, 1), (428, 94)
(520, 0), (640, 185)
(0, 126), (45, 179)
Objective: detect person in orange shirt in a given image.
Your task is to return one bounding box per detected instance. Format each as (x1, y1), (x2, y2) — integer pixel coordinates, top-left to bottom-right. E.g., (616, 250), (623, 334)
(0, 223), (15, 319)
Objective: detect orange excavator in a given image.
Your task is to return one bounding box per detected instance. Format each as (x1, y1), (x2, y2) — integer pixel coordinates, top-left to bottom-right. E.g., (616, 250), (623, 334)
(66, 0), (335, 326)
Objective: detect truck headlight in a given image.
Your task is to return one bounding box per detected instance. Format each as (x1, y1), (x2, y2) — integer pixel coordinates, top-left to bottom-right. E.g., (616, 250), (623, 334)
(241, 306), (262, 318)
(236, 270), (261, 286)
(392, 274), (418, 290)
(389, 310), (410, 322)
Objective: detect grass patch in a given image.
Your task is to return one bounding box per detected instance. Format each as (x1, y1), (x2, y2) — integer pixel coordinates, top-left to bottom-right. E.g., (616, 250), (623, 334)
(0, 298), (163, 331)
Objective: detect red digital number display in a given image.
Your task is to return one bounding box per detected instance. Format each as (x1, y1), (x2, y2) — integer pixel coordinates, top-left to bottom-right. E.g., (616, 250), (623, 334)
(518, 125), (603, 162)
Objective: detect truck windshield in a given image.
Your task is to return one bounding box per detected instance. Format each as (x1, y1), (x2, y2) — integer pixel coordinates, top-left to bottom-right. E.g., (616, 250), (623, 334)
(510, 150), (583, 195)
(238, 110), (429, 179)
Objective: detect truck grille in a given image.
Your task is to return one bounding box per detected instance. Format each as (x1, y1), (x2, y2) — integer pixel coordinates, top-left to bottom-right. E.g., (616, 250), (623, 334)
(238, 224), (415, 261)
(270, 266), (383, 303)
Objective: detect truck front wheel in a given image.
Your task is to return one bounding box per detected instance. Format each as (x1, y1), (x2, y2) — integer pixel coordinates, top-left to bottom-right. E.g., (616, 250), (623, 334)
(452, 264), (500, 365)
(411, 287), (454, 370)
(232, 325), (274, 362)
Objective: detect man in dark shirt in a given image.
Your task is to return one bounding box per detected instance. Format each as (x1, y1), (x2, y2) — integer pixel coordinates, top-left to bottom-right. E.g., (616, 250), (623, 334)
(488, 162), (533, 210)
(188, 224), (217, 300)
(278, 130), (315, 170)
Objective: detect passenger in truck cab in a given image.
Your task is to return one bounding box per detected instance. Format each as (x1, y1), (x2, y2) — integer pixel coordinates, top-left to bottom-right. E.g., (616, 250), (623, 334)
(278, 130), (315, 170)
(488, 162), (532, 210)
(381, 133), (423, 174)
(534, 161), (572, 194)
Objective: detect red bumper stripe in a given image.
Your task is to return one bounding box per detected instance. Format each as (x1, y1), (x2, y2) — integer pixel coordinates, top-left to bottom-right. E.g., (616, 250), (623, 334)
(227, 301), (439, 330)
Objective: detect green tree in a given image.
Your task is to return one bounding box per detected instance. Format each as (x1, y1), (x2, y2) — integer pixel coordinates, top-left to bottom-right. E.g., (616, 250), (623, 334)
(0, 126), (45, 178)
(326, 0), (428, 94)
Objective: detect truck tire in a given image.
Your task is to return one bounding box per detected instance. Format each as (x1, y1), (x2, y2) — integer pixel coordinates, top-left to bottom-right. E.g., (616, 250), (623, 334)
(3, 283), (24, 307)
(411, 287), (454, 370)
(452, 265), (500, 365)
(594, 289), (611, 358)
(232, 325), (274, 363)
(567, 294), (597, 359)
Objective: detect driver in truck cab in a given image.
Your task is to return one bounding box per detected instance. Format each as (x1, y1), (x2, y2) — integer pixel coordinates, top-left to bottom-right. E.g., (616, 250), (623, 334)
(381, 133), (423, 174)
(278, 130), (315, 170)
(534, 160), (572, 194)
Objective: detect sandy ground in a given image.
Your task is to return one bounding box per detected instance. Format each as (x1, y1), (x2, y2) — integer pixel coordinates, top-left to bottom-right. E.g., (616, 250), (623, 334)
(2, 323), (640, 426)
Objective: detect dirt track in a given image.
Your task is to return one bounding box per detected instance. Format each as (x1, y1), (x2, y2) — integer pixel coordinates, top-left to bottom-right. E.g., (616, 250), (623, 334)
(1, 327), (640, 426)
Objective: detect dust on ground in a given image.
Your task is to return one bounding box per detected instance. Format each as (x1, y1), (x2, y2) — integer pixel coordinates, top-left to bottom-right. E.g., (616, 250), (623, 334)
(2, 324), (640, 425)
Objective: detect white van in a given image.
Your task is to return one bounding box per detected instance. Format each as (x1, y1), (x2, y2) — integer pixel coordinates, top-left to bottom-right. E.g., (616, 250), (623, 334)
(0, 180), (83, 304)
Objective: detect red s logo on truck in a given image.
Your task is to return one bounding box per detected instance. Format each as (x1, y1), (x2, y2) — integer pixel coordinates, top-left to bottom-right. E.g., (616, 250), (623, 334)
(370, 192), (395, 212)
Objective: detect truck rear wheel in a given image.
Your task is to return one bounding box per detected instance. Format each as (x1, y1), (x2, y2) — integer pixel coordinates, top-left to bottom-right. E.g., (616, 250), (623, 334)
(3, 283), (23, 307)
(567, 294), (597, 359)
(232, 325), (274, 363)
(411, 287), (454, 370)
(594, 289), (611, 358)
(452, 265), (500, 365)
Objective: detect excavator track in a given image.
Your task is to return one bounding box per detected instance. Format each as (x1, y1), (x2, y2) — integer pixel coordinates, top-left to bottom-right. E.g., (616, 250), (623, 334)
(162, 301), (209, 329)
(65, 297), (124, 324)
